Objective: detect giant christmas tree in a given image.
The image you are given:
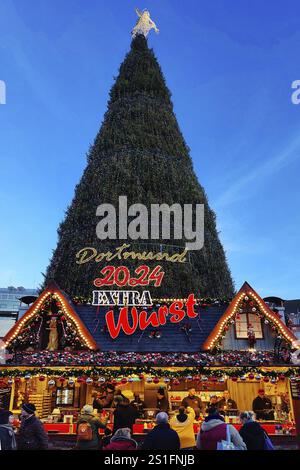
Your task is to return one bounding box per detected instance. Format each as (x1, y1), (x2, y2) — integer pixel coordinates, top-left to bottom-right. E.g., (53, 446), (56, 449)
(44, 33), (234, 299)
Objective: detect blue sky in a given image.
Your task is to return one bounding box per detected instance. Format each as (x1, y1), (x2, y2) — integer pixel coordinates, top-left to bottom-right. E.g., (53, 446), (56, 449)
(0, 0), (299, 299)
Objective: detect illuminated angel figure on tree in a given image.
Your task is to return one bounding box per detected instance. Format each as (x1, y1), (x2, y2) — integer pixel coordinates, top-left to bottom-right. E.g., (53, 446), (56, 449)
(132, 8), (159, 38)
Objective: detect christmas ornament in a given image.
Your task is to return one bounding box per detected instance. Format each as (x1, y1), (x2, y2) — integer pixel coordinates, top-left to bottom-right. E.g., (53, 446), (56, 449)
(48, 379), (56, 387)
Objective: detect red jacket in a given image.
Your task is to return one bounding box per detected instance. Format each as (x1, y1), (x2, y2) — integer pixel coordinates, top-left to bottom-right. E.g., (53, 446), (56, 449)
(104, 437), (137, 450)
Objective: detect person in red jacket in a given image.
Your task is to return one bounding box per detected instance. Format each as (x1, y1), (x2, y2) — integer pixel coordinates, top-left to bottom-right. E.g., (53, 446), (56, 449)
(103, 427), (138, 450)
(196, 407), (246, 450)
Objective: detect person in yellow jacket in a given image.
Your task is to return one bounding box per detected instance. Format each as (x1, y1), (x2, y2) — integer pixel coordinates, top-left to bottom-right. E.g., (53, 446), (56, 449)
(170, 406), (196, 450)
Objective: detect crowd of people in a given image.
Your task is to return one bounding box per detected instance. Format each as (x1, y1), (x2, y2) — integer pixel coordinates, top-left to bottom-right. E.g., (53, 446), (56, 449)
(0, 401), (273, 451)
(9, 350), (279, 366)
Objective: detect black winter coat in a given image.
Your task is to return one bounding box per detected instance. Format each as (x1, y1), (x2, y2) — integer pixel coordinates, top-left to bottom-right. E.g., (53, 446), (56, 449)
(141, 423), (180, 450)
(18, 415), (48, 450)
(113, 404), (139, 433)
(239, 421), (266, 450)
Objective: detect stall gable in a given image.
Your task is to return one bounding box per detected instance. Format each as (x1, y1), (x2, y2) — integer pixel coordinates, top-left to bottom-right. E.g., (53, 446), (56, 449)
(3, 282), (97, 351)
(202, 282), (299, 351)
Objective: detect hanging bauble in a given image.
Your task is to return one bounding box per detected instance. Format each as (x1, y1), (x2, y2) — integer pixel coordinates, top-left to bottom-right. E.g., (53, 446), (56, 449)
(138, 374), (144, 381)
(128, 377), (134, 383)
(24, 374), (31, 381)
(239, 308), (243, 313)
(153, 377), (160, 384)
(48, 379), (56, 387)
(264, 320), (269, 324)
(263, 377), (269, 383)
(98, 377), (106, 384)
(244, 296), (249, 301)
(201, 376), (208, 382)
(14, 377), (21, 384)
(59, 377), (66, 383)
(39, 376), (46, 382)
(68, 379), (75, 386)
(7, 378), (13, 386)
(270, 378), (276, 384)
(146, 377), (153, 383)
(86, 377), (93, 384)
(164, 377), (170, 383)
(186, 375), (193, 381)
(121, 378), (128, 385)
(240, 376), (246, 381)
(173, 379), (180, 386)
(193, 376), (200, 382)
(255, 375), (261, 380)
(252, 307), (257, 312)
(248, 373), (254, 380)
(279, 375), (286, 381)
(77, 377), (84, 383)
(218, 377), (225, 383)
(210, 376), (218, 382)
(111, 379), (118, 385)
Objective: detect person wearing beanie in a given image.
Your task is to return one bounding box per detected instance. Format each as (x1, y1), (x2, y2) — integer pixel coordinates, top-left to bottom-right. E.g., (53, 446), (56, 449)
(196, 407), (246, 450)
(170, 406), (196, 449)
(0, 409), (17, 450)
(103, 427), (137, 451)
(76, 404), (108, 450)
(141, 412), (180, 450)
(18, 403), (48, 450)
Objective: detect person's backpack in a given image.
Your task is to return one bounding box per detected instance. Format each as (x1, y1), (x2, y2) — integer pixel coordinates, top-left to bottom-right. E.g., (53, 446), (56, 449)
(77, 421), (93, 442)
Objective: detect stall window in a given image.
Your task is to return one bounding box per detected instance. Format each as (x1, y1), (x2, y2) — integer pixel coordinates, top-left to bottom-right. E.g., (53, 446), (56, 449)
(56, 388), (74, 406)
(235, 313), (263, 339)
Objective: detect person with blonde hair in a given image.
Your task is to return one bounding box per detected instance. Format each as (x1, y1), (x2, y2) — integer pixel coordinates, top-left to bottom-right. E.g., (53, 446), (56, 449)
(239, 411), (266, 450)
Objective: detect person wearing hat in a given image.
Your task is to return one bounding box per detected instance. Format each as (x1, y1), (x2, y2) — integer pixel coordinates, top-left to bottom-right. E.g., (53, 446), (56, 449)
(252, 389), (274, 421)
(18, 403), (48, 450)
(76, 404), (108, 450)
(0, 409), (17, 450)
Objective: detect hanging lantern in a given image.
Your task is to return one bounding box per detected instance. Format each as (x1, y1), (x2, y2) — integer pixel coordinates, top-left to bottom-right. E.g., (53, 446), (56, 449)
(164, 377), (170, 383)
(121, 378), (128, 385)
(153, 377), (160, 384)
(86, 377), (93, 385)
(48, 379), (56, 387)
(39, 376), (46, 382)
